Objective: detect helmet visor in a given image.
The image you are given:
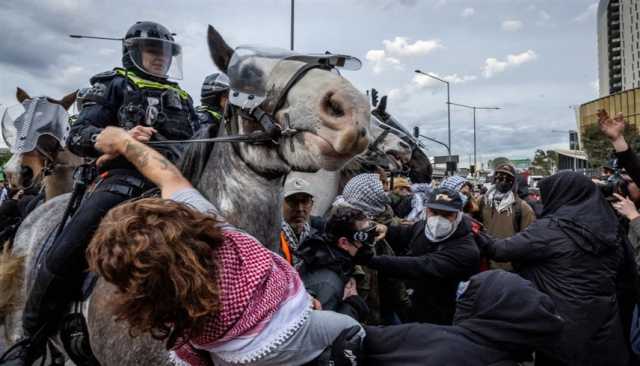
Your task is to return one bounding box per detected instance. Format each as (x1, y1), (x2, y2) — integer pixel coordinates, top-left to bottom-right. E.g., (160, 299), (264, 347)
(126, 37), (183, 80)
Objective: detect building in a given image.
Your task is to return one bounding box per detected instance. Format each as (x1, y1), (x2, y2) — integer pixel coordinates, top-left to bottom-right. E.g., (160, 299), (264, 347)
(598, 0), (640, 96)
(552, 149), (591, 172)
(579, 86), (640, 133)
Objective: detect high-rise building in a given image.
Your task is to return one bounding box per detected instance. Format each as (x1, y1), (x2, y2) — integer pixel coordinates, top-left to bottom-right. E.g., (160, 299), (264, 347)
(598, 0), (640, 96)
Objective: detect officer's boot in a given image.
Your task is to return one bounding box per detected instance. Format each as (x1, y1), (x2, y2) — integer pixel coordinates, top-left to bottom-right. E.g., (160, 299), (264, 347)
(0, 265), (69, 366)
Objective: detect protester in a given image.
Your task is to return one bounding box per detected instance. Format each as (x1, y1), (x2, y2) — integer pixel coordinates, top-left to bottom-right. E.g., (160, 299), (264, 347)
(352, 187), (480, 325)
(0, 180), (9, 204)
(280, 175), (322, 267)
(296, 206), (371, 322)
(441, 175), (479, 215)
(85, 126), (364, 366)
(387, 176), (414, 218)
(477, 171), (631, 365)
(333, 173), (412, 324)
(364, 270), (564, 366)
(405, 182), (432, 222)
(477, 164), (535, 270)
(613, 176), (640, 271)
(391, 177), (412, 196)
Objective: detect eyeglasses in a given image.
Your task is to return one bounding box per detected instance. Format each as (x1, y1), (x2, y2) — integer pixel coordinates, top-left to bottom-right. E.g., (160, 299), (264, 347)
(494, 173), (514, 183)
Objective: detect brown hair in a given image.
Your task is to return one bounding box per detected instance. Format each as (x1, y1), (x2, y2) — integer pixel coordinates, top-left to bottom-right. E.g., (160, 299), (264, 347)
(87, 198), (224, 345)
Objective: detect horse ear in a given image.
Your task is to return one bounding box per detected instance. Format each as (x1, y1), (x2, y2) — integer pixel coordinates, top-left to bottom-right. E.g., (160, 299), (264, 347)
(16, 87), (31, 103)
(59, 90), (78, 111)
(207, 25), (233, 73)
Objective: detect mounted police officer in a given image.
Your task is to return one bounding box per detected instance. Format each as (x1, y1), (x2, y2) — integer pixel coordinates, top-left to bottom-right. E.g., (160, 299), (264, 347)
(1, 21), (196, 365)
(195, 72), (229, 133)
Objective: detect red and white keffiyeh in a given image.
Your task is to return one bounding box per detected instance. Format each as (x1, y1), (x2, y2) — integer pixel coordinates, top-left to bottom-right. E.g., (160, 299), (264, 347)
(171, 230), (310, 366)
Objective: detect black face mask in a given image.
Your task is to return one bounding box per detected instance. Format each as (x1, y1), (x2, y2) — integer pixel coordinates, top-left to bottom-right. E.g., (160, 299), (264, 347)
(496, 181), (512, 193)
(352, 224), (378, 247)
(20, 165), (34, 189)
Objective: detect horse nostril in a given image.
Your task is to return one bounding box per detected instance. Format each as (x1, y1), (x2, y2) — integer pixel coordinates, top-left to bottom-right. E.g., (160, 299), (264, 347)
(323, 92), (345, 118)
(359, 128), (367, 137)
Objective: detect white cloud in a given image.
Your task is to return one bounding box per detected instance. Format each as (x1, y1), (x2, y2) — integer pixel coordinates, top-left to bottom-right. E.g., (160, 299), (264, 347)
(461, 7), (475, 18)
(413, 72), (477, 89)
(365, 36), (442, 73)
(366, 49), (402, 74)
(573, 3), (598, 23)
(382, 36), (443, 57)
(538, 10), (551, 22)
(482, 50), (538, 78)
(501, 19), (523, 32)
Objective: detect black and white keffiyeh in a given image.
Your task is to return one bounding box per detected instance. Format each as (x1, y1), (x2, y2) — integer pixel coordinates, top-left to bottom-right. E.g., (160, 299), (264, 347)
(333, 173), (390, 217)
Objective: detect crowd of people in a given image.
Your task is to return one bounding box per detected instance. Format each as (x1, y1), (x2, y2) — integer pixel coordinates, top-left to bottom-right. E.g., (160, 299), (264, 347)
(1, 19), (640, 366)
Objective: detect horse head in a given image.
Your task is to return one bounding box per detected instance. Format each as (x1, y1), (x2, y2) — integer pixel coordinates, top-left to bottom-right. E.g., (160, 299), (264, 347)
(207, 25), (370, 176)
(3, 87), (77, 192)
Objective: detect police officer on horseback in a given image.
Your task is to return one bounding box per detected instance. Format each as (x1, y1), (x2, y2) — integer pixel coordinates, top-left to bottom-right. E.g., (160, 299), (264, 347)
(195, 72), (229, 133)
(1, 21), (196, 365)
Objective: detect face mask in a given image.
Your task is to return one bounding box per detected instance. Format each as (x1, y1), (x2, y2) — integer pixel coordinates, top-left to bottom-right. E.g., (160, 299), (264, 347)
(426, 215), (454, 239)
(459, 193), (469, 207)
(495, 181), (511, 193)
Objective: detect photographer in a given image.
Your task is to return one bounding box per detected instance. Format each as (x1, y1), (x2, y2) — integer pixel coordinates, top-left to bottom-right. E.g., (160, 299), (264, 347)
(350, 187), (480, 325)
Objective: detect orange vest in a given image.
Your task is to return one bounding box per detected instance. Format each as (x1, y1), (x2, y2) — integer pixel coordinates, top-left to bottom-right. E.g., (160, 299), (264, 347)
(279, 231), (293, 265)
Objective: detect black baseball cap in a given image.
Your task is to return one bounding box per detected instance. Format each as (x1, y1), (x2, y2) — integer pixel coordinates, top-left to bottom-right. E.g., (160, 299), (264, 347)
(426, 187), (463, 212)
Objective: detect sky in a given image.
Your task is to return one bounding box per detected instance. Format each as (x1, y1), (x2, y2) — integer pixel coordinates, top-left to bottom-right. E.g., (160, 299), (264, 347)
(0, 0), (601, 168)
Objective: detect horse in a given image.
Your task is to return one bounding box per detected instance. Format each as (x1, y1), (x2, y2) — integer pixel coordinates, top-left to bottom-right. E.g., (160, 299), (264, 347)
(0, 25), (370, 365)
(0, 88), (81, 342)
(306, 94), (433, 216)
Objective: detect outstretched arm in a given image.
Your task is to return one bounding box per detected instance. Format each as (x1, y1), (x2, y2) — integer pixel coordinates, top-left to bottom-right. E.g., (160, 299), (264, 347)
(94, 126), (192, 198)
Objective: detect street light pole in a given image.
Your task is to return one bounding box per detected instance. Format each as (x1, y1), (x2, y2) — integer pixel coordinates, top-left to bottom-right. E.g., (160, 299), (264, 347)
(290, 0), (295, 51)
(447, 101), (500, 172)
(414, 70), (451, 165)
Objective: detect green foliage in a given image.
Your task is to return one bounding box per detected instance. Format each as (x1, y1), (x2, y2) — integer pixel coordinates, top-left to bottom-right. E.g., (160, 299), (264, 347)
(530, 150), (558, 176)
(0, 151), (10, 167)
(582, 123), (640, 168)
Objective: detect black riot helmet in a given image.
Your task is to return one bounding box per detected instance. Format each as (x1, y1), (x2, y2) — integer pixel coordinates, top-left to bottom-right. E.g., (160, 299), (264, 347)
(201, 73), (230, 103)
(122, 21), (183, 80)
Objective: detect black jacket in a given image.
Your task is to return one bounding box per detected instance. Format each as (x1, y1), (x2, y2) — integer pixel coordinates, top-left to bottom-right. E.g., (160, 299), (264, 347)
(368, 216), (480, 324)
(296, 235), (369, 321)
(69, 69), (195, 171)
(478, 171), (631, 365)
(364, 270), (564, 366)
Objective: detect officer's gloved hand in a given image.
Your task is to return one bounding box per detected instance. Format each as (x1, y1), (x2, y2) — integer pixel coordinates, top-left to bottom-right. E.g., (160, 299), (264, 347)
(352, 245), (374, 266)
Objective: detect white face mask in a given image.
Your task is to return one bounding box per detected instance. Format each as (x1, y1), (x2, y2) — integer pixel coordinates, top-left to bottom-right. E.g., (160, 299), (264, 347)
(426, 215), (454, 240)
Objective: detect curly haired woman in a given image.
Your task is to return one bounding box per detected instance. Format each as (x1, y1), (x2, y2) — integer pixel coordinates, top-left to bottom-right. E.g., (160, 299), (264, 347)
(87, 127), (364, 366)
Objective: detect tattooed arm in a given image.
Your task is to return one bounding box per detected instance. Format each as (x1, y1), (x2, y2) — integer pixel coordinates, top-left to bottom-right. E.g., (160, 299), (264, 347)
(94, 126), (192, 198)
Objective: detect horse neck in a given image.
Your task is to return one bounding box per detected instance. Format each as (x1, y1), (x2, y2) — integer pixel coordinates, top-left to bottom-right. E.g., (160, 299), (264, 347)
(197, 131), (285, 252)
(43, 150), (78, 200)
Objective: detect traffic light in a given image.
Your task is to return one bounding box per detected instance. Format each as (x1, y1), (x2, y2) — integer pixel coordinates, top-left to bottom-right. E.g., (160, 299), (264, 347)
(413, 126), (420, 138)
(470, 165), (476, 174)
(371, 88), (379, 107)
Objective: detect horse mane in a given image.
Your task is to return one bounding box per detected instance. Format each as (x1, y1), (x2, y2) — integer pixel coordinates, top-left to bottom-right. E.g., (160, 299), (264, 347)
(178, 125), (218, 188)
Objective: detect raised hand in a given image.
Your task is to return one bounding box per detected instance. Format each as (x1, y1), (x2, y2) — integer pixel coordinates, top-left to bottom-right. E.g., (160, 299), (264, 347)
(598, 109), (625, 141)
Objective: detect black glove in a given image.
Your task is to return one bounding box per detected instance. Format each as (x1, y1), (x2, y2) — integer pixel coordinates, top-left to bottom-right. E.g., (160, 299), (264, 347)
(352, 245), (374, 266)
(330, 325), (365, 366)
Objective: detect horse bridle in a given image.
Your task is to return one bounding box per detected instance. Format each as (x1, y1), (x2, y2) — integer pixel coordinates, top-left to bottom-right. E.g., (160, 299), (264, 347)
(147, 62), (328, 148)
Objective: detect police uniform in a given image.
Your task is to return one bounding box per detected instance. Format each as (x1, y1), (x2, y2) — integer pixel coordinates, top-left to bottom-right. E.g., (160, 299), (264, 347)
(195, 104), (223, 133)
(7, 21), (198, 364)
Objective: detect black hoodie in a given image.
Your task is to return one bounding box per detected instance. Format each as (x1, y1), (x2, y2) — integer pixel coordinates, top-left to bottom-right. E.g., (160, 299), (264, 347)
(364, 270), (564, 366)
(296, 234), (369, 321)
(478, 172), (630, 365)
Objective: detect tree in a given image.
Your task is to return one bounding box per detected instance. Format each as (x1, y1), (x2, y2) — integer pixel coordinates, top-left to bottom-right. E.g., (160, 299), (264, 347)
(530, 150), (557, 176)
(582, 122), (640, 168)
